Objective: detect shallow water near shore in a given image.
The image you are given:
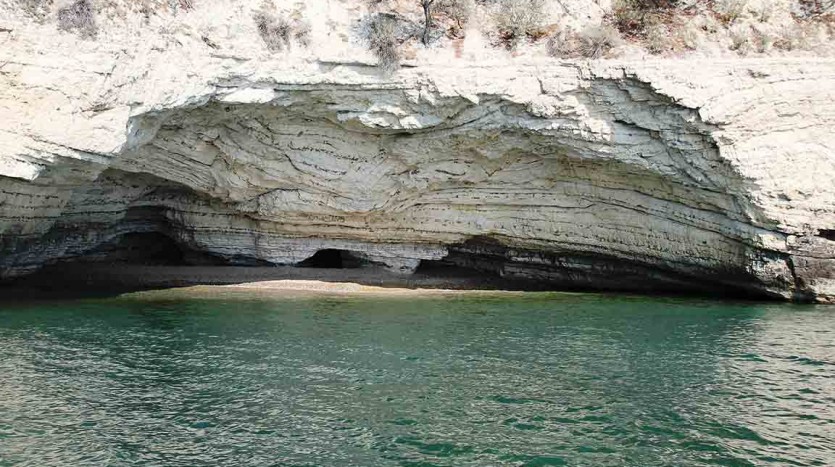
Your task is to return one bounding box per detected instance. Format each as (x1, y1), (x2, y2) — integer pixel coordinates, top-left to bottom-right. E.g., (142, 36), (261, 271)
(1, 291), (833, 466)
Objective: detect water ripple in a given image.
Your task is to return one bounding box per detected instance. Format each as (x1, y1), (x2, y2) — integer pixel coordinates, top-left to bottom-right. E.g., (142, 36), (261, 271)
(0, 295), (833, 466)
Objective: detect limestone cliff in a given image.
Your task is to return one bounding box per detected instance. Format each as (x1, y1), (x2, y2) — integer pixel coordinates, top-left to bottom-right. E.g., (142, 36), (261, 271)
(1, 8), (834, 301)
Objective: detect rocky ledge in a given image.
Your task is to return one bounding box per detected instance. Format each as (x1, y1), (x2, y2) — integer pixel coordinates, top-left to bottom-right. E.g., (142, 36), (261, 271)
(1, 41), (833, 301)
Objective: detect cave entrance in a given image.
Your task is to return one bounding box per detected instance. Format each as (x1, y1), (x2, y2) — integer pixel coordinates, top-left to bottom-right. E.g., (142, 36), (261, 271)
(73, 231), (229, 266)
(297, 249), (363, 269)
(89, 232), (186, 265)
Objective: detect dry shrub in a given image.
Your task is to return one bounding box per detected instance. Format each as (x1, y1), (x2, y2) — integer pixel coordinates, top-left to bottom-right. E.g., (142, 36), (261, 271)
(611, 0), (646, 36)
(796, 0), (835, 18)
(727, 16), (814, 55)
(609, 0), (694, 54)
(728, 22), (753, 53)
(772, 22), (813, 50)
(254, 11), (291, 51)
(253, 8), (310, 52)
(793, 0), (835, 38)
(547, 25), (622, 59)
(645, 22), (672, 53)
(678, 21), (702, 49)
(608, 0), (831, 55)
(17, 0), (53, 20)
(714, 0), (748, 24)
(693, 12), (722, 34)
(493, 0), (546, 48)
(365, 14), (401, 75)
(584, 26), (621, 58)
(755, 0), (778, 22)
(57, 0), (97, 39)
(612, 0), (682, 37)
(164, 0), (194, 14)
(295, 20), (311, 47)
(88, 0), (193, 23)
(437, 0), (474, 37)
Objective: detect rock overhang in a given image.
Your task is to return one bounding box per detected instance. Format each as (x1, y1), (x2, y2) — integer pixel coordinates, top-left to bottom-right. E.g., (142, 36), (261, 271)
(0, 53), (833, 301)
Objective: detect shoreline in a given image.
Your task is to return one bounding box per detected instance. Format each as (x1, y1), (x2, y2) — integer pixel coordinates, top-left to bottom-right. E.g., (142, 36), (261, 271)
(209, 279), (473, 295)
(0, 263), (551, 301)
(124, 280), (540, 300)
(0, 263), (789, 304)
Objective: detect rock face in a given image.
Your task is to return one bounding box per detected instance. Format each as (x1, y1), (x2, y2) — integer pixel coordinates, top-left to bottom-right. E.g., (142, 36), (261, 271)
(1, 27), (834, 301)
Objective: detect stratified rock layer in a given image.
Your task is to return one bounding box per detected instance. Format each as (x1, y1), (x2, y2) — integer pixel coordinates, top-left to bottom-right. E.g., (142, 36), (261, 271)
(1, 37), (833, 301)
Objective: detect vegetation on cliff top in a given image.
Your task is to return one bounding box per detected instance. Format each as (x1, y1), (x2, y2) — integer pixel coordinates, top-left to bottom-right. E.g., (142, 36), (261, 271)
(10, 0), (835, 73)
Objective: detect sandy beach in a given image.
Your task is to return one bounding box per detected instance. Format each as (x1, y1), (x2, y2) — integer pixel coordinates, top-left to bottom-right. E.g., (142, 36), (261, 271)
(0, 263), (549, 300)
(214, 279), (463, 294)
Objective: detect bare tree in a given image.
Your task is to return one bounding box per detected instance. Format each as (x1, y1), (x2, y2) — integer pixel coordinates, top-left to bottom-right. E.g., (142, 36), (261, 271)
(421, 0), (435, 45)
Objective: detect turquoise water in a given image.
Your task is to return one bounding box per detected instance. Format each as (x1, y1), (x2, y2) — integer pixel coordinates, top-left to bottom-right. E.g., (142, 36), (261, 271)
(0, 292), (833, 466)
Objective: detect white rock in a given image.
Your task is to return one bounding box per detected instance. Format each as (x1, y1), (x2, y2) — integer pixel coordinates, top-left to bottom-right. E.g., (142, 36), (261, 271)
(0, 3), (833, 302)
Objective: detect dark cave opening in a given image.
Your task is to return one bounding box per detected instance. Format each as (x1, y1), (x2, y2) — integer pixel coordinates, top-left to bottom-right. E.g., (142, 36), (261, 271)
(2, 233), (786, 301)
(413, 237), (779, 299)
(297, 249), (364, 269)
(80, 232), (187, 265)
(819, 229), (835, 241)
(67, 230), (233, 267)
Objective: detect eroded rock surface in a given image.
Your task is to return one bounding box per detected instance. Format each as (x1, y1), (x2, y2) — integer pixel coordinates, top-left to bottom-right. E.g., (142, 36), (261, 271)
(1, 31), (833, 301)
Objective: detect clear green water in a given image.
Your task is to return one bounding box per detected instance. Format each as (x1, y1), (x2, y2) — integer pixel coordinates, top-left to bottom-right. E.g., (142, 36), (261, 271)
(0, 292), (833, 466)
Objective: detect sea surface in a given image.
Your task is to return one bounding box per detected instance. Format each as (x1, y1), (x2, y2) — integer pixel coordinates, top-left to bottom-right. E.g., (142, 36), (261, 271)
(0, 291), (833, 466)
